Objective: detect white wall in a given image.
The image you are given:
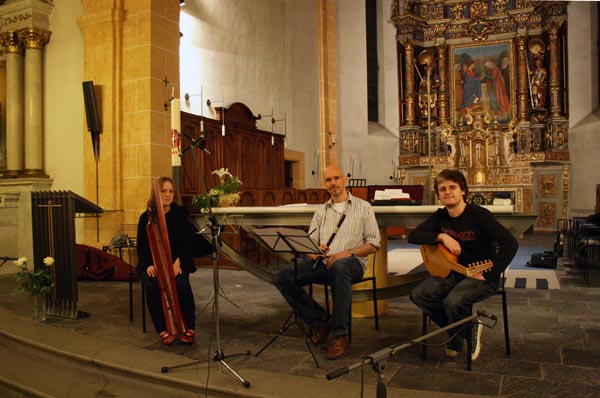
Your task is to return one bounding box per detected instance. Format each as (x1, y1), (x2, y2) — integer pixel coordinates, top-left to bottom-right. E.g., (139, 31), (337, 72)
(338, 0), (399, 184)
(44, 0), (84, 194)
(289, 0), (320, 186)
(179, 0), (320, 187)
(44, 0), (85, 241)
(568, 2), (599, 126)
(568, 1), (600, 212)
(377, 0), (400, 137)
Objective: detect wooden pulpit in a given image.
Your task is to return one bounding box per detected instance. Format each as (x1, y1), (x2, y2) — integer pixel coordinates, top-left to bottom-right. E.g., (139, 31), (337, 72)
(31, 191), (103, 319)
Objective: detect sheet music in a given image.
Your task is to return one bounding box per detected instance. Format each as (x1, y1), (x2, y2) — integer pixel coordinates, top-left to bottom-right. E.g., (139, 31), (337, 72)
(251, 227), (322, 254)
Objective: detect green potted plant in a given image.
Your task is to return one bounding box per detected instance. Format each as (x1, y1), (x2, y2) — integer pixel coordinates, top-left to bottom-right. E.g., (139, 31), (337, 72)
(192, 168), (243, 211)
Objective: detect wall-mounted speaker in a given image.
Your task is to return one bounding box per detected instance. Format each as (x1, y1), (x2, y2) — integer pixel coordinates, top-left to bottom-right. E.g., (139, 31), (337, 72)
(82, 81), (101, 133)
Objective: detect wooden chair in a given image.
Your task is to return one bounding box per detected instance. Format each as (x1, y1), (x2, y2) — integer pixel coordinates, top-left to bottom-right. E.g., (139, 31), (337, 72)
(310, 252), (379, 342)
(348, 178), (367, 187)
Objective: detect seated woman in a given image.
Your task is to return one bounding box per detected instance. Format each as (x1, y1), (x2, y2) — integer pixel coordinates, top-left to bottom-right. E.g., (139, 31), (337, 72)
(136, 176), (197, 344)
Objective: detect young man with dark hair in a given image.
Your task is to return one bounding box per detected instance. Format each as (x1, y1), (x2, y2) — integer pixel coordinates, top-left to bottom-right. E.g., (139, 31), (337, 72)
(408, 169), (518, 360)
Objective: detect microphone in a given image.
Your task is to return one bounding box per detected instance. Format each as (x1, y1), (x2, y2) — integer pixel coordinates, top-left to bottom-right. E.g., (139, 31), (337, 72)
(326, 366), (349, 380)
(181, 131), (211, 155)
(476, 309), (497, 321)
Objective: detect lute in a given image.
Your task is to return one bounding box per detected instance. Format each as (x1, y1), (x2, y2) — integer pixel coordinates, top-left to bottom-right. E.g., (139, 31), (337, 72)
(419, 243), (493, 277)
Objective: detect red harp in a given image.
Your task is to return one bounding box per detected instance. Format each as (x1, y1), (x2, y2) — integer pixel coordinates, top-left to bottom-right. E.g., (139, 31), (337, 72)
(146, 181), (187, 335)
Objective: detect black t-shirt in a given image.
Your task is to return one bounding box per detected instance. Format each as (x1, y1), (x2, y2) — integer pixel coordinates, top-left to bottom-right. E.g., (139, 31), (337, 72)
(408, 204), (518, 285)
(136, 204), (196, 274)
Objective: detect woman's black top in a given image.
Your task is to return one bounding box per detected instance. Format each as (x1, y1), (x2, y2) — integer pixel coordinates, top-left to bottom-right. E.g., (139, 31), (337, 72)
(136, 204), (196, 274)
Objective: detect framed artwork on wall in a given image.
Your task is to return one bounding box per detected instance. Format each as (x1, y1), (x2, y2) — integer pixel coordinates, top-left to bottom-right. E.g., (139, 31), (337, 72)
(449, 39), (516, 128)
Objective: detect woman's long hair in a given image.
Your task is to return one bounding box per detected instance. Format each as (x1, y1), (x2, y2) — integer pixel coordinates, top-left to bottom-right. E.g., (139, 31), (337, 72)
(146, 177), (182, 216)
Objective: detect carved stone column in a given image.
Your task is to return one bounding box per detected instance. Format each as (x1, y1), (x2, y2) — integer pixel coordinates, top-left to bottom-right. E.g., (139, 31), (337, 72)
(516, 35), (528, 123)
(546, 21), (564, 118)
(19, 28), (51, 177)
(0, 32), (24, 177)
(402, 38), (417, 126)
(317, 0), (339, 168)
(436, 43), (448, 126)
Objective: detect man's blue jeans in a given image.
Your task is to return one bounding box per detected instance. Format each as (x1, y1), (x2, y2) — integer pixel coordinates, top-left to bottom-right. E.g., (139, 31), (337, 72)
(273, 257), (364, 337)
(410, 273), (496, 351)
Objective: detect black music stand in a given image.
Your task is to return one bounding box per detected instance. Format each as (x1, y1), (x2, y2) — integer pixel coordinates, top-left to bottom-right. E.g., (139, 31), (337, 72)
(252, 227), (323, 368)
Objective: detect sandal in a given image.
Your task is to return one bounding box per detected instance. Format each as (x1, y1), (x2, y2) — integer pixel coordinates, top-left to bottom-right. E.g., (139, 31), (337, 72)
(159, 331), (176, 345)
(180, 329), (195, 344)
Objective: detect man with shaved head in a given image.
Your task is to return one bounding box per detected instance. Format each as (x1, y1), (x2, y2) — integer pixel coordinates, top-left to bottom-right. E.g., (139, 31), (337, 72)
(273, 165), (380, 359)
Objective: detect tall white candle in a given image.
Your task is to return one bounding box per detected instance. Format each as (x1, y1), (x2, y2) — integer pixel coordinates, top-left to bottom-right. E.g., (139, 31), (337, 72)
(170, 98), (181, 166)
(171, 98), (181, 132)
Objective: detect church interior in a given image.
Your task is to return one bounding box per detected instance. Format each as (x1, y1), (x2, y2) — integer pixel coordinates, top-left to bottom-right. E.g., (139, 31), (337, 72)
(0, 1), (600, 397)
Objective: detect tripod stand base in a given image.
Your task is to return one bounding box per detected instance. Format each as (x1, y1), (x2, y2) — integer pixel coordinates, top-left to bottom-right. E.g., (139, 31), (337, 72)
(199, 285), (249, 316)
(161, 349), (252, 388)
(255, 309), (320, 368)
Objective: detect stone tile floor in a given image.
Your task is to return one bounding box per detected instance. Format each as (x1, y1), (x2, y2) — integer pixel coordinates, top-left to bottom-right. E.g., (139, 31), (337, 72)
(1, 234), (600, 397)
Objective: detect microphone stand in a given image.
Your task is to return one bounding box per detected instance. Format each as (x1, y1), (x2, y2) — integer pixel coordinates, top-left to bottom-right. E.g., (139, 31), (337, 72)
(327, 311), (495, 398)
(160, 129), (251, 388)
(0, 256), (17, 269)
(180, 132), (248, 316)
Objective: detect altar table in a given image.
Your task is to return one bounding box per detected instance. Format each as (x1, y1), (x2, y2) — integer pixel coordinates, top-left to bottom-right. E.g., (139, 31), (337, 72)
(192, 205), (537, 317)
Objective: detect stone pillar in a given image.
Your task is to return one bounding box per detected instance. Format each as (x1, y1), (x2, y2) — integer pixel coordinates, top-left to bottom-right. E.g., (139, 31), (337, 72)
(546, 21), (564, 118)
(402, 38), (417, 126)
(516, 35), (529, 123)
(77, 0), (180, 244)
(0, 32), (24, 177)
(317, 0), (339, 168)
(19, 28), (51, 177)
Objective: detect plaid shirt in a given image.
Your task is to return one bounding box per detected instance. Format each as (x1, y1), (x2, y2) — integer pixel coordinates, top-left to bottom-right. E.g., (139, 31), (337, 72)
(308, 193), (381, 270)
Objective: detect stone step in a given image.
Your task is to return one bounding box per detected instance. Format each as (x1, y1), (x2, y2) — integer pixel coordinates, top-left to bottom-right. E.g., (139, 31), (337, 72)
(2, 305), (472, 398)
(0, 328), (232, 398)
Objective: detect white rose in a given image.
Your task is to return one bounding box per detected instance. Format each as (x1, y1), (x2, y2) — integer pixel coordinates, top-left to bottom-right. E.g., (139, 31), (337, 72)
(14, 257), (27, 266)
(43, 257), (55, 266)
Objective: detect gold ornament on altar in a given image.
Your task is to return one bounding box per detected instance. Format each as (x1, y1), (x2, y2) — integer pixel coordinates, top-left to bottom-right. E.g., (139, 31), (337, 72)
(418, 49), (434, 66)
(527, 37), (546, 56)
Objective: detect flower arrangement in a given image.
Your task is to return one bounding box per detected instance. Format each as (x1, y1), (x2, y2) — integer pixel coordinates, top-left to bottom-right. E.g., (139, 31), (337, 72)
(192, 168), (243, 210)
(14, 257), (54, 297)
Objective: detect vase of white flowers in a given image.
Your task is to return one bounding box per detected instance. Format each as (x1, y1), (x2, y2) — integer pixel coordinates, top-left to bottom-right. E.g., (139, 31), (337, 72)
(14, 257), (54, 321)
(192, 168), (243, 210)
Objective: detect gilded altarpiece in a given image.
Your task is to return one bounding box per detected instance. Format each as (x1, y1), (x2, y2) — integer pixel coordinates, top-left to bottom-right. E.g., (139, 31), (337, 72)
(391, 0), (569, 231)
